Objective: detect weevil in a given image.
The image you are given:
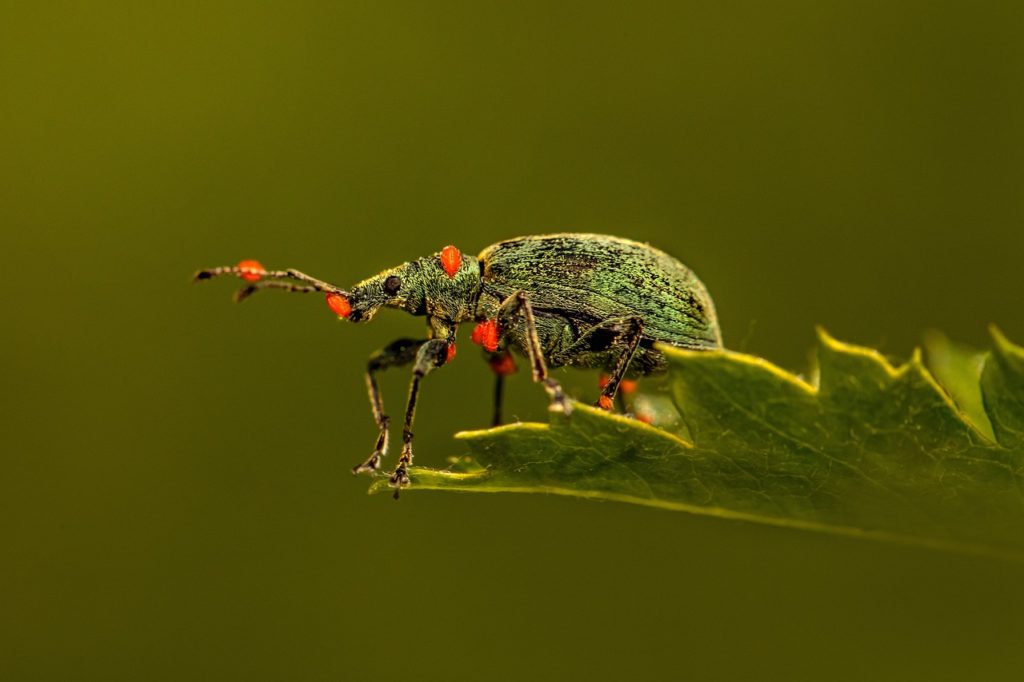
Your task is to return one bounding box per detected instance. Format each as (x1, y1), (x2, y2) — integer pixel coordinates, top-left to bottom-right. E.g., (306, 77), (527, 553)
(195, 233), (722, 494)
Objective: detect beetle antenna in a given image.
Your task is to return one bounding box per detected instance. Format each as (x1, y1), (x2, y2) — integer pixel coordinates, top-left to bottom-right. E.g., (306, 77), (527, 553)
(193, 261), (350, 302)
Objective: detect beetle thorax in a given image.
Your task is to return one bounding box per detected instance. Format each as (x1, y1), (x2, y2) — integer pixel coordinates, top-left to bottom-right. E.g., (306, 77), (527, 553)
(419, 253), (481, 323)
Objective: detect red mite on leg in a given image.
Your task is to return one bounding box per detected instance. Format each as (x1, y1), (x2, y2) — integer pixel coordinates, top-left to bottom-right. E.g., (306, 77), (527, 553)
(598, 374), (638, 394)
(471, 319), (501, 353)
(446, 343), (457, 364)
(489, 352), (517, 376)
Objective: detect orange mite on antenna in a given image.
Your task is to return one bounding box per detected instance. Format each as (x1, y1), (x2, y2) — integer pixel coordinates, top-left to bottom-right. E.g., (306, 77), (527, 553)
(237, 259), (265, 282)
(325, 292), (351, 318)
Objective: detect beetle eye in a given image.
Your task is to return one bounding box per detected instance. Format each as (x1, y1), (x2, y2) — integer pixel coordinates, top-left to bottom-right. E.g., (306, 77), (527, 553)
(383, 275), (402, 296)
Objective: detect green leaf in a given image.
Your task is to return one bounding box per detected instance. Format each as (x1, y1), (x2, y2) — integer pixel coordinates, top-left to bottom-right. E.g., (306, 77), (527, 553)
(983, 327), (1024, 451)
(923, 330), (994, 439)
(369, 329), (1024, 558)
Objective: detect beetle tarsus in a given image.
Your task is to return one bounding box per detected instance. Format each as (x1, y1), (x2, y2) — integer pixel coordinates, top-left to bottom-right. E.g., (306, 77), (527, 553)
(389, 463), (411, 488)
(353, 418), (389, 475)
(388, 443), (414, 495)
(352, 451), (382, 475)
(544, 378), (572, 415)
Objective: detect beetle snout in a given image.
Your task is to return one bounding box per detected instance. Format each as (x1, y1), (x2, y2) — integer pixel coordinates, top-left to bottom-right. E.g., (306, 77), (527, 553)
(341, 287), (382, 323)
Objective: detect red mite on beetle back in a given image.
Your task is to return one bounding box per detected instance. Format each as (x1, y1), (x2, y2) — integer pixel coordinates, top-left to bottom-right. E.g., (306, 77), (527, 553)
(440, 245), (461, 278)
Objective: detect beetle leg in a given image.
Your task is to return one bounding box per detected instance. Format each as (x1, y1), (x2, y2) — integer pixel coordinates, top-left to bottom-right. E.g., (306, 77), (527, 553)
(492, 373), (504, 426)
(599, 373), (639, 413)
(487, 351), (518, 426)
(389, 338), (451, 497)
(596, 318), (644, 411)
(353, 338), (427, 476)
(498, 291), (570, 414)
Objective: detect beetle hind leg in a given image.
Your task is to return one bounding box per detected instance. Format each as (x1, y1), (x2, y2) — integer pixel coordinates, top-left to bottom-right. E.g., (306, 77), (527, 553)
(595, 318), (644, 411)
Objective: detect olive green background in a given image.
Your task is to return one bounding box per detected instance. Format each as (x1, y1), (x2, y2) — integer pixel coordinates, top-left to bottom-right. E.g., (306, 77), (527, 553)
(2, 2), (1023, 680)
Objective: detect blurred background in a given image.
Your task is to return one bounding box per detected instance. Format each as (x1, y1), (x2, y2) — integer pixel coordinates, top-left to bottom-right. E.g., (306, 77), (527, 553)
(2, 1), (1023, 680)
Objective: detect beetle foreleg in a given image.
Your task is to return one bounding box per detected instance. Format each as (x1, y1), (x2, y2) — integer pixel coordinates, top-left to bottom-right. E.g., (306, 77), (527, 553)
(389, 338), (452, 497)
(497, 291), (570, 415)
(353, 338), (426, 476)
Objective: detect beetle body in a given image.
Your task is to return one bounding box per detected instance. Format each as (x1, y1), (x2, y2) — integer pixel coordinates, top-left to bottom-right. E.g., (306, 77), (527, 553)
(197, 233), (721, 494)
(474, 234), (721, 376)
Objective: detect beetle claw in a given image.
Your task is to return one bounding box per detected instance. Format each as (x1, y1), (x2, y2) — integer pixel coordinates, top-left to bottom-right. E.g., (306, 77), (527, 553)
(352, 451), (382, 475)
(389, 462), (411, 500)
(389, 464), (411, 488)
(388, 443), (414, 497)
(353, 422), (389, 475)
(543, 378), (572, 415)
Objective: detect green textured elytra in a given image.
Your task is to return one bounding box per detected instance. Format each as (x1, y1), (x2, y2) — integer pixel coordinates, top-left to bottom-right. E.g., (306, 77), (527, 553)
(347, 233), (721, 373)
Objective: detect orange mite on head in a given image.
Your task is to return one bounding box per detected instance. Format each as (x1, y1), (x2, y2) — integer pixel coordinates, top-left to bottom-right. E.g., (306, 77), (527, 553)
(440, 245), (461, 278)
(325, 292), (351, 318)
(237, 259), (265, 282)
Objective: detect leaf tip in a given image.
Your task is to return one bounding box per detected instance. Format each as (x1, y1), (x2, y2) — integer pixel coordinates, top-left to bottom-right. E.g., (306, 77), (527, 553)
(814, 325), (836, 346)
(988, 325), (1024, 371)
(989, 324), (1012, 352)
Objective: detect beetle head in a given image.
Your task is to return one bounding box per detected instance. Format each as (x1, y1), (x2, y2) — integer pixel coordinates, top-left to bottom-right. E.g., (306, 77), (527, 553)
(342, 245), (480, 323)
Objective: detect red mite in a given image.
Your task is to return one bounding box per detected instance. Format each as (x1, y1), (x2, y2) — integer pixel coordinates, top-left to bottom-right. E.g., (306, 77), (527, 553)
(488, 352), (517, 376)
(440, 245), (461, 278)
(326, 292), (351, 318)
(237, 259), (266, 282)
(599, 375), (638, 394)
(471, 319), (500, 353)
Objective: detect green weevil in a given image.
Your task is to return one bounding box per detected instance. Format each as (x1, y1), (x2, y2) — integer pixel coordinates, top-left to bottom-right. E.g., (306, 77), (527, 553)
(196, 233), (722, 493)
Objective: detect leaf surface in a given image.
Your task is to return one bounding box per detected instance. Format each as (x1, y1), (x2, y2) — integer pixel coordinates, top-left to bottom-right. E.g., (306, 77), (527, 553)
(369, 329), (1024, 557)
